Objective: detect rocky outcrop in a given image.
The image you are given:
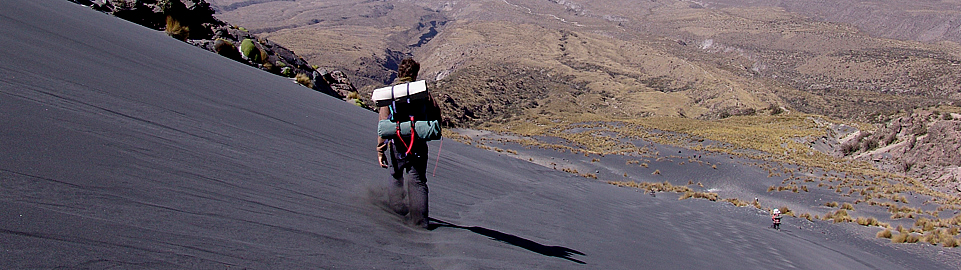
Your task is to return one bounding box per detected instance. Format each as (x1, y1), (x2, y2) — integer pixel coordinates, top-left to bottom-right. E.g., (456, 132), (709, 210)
(70, 0), (359, 103)
(841, 109), (961, 193)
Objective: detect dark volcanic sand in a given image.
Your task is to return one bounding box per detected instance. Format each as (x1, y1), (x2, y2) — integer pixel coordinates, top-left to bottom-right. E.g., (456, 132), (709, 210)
(0, 0), (956, 269)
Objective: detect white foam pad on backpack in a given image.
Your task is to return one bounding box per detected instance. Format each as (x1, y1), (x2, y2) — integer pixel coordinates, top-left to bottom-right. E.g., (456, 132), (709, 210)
(371, 80), (428, 106)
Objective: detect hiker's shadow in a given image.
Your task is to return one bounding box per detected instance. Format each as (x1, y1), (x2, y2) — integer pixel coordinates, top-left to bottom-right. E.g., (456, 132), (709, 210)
(428, 218), (586, 264)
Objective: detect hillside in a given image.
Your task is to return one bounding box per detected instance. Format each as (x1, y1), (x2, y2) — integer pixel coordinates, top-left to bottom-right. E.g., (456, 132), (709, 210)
(6, 1), (959, 268)
(706, 0), (961, 44)
(204, 0), (961, 193)
(208, 0), (961, 123)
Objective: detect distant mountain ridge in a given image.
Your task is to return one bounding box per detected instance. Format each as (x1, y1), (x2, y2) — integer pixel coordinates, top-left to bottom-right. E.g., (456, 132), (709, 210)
(206, 0), (961, 123)
(702, 0), (961, 44)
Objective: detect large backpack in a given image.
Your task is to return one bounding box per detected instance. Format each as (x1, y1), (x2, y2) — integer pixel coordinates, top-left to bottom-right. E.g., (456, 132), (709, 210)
(372, 80), (442, 153)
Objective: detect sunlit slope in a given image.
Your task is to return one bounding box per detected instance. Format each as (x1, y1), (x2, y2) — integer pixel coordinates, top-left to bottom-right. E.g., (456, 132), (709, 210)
(0, 1), (952, 269)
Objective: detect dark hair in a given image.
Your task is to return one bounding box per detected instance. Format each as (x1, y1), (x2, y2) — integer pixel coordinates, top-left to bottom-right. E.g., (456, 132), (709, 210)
(397, 58), (420, 82)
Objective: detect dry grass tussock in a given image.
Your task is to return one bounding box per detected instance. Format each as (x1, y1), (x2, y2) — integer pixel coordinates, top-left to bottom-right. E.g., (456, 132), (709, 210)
(877, 229), (893, 239)
(891, 232), (909, 243)
(892, 232), (922, 244)
(778, 206), (794, 217)
(609, 181), (692, 194)
(679, 191), (719, 201)
(823, 209), (852, 223)
(609, 180), (721, 202)
(295, 73), (313, 88)
(944, 237), (960, 248)
(165, 16), (189, 41)
(855, 217), (881, 227)
(915, 217), (938, 232)
(724, 198), (750, 207)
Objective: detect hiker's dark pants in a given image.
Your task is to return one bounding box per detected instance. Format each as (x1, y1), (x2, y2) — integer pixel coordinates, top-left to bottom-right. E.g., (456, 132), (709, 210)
(388, 141), (429, 228)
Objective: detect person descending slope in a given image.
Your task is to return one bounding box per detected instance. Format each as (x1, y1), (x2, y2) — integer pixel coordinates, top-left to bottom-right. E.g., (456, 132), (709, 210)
(374, 58), (443, 229)
(772, 208), (782, 230)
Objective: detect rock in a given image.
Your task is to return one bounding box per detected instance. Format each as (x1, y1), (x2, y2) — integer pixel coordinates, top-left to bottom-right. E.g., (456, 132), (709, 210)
(213, 39), (242, 62)
(311, 70), (342, 99)
(327, 70), (357, 97)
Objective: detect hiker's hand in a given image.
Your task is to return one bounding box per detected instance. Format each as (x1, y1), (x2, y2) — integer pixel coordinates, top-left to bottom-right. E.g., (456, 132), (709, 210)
(378, 151), (388, 168)
(376, 142), (389, 168)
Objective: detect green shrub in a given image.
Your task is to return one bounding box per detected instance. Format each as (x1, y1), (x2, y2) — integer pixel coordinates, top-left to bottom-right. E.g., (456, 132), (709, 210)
(352, 99), (366, 108)
(240, 39), (265, 64)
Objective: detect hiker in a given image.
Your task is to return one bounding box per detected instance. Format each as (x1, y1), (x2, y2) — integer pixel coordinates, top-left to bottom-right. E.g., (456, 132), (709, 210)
(772, 208), (782, 230)
(375, 58), (442, 229)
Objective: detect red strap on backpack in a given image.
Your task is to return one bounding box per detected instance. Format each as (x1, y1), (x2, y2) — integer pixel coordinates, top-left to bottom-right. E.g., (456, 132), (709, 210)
(394, 115), (416, 155)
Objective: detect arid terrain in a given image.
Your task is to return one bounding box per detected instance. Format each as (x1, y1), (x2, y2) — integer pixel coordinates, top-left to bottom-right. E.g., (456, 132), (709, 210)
(202, 0), (961, 253)
(205, 0), (961, 191)
(2, 1), (960, 268)
(208, 0), (961, 121)
(16, 0), (961, 269)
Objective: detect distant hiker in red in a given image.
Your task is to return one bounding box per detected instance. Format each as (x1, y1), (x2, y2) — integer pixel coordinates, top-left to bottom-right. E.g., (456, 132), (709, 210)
(772, 208), (782, 230)
(375, 58), (442, 229)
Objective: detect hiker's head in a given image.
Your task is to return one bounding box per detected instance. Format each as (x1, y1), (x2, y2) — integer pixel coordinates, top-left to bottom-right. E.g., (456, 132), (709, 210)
(398, 58), (420, 82)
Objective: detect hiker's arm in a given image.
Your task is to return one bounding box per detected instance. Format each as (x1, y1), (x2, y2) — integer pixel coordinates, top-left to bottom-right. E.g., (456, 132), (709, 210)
(378, 106), (389, 145)
(377, 106), (390, 168)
